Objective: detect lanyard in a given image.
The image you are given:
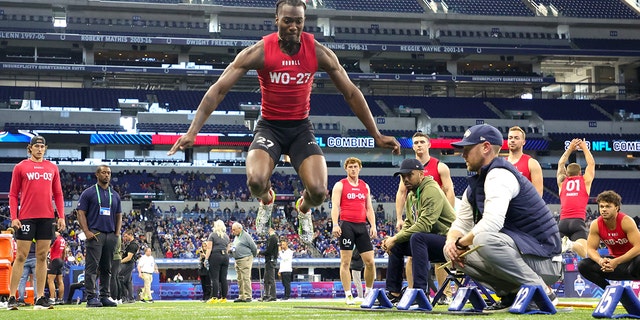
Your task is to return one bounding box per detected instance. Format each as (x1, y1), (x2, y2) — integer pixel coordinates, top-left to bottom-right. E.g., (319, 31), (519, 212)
(95, 184), (112, 208)
(411, 187), (421, 223)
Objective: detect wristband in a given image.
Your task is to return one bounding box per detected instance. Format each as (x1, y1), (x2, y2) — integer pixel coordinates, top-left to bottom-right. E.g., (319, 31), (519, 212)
(455, 237), (469, 250)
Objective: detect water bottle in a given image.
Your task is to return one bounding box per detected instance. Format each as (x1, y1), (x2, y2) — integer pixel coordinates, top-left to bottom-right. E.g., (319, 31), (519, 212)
(297, 284), (302, 299)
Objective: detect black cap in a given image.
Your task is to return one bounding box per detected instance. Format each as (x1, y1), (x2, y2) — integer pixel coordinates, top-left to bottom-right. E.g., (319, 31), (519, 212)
(393, 158), (424, 177)
(30, 135), (46, 145)
(451, 124), (503, 147)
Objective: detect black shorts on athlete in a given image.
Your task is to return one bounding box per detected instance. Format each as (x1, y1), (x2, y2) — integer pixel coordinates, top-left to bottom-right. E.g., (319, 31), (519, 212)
(338, 221), (374, 252)
(249, 118), (323, 171)
(14, 218), (56, 241)
(47, 258), (65, 275)
(558, 218), (588, 240)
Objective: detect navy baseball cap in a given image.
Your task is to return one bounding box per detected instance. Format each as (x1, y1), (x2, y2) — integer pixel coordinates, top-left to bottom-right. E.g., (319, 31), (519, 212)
(30, 135), (46, 145)
(393, 158), (424, 176)
(451, 124), (503, 147)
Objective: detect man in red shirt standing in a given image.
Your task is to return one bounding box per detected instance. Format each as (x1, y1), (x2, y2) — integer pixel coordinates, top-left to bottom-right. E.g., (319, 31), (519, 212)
(7, 135), (65, 310)
(394, 132), (455, 304)
(557, 138), (595, 258)
(331, 157), (376, 305)
(506, 126), (543, 196)
(578, 190), (640, 288)
(47, 231), (67, 304)
(167, 0), (400, 244)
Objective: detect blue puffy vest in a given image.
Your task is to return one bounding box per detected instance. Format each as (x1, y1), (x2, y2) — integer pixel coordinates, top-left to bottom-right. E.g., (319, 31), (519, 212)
(465, 157), (561, 257)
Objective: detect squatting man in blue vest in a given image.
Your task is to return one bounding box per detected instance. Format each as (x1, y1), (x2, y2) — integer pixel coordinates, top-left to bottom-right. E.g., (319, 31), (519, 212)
(443, 124), (563, 313)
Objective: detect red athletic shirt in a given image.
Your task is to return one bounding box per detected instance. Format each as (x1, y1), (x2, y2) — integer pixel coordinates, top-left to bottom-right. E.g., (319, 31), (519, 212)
(507, 153), (532, 181)
(423, 157), (442, 187)
(50, 235), (67, 260)
(598, 212), (634, 258)
(339, 178), (369, 223)
(257, 32), (317, 120)
(9, 159), (64, 220)
(559, 175), (589, 220)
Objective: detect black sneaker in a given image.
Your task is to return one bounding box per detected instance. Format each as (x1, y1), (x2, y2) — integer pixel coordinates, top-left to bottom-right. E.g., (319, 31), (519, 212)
(86, 298), (103, 308)
(7, 296), (19, 310)
(100, 297), (117, 307)
(34, 296), (54, 310)
(16, 298), (26, 307)
(484, 294), (515, 313)
(374, 291), (401, 307)
(55, 299), (64, 305)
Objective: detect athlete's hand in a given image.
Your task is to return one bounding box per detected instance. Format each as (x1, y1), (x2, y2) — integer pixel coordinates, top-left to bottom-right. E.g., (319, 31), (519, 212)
(332, 225), (342, 238)
(395, 220), (404, 231)
(375, 135), (401, 155)
(167, 133), (196, 156)
(56, 218), (66, 232)
(369, 226), (377, 239)
(11, 219), (22, 231)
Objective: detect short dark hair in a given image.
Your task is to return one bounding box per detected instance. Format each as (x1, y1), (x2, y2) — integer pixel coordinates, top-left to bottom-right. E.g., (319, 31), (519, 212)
(596, 190), (622, 209)
(276, 0), (307, 15)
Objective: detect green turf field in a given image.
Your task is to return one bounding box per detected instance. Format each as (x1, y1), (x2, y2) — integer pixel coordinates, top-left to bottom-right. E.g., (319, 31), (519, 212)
(0, 299), (612, 319)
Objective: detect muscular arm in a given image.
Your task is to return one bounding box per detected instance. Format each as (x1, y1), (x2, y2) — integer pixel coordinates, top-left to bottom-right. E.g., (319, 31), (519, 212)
(395, 177), (407, 230)
(316, 41), (400, 154)
(528, 158), (544, 197)
(580, 139), (596, 193)
(365, 184), (377, 238)
(330, 181), (343, 236)
(585, 220), (602, 263)
(557, 139), (579, 189)
(438, 162), (456, 207)
(168, 42), (265, 155)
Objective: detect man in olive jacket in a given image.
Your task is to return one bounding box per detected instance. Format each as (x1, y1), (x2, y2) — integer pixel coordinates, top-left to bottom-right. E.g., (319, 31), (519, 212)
(381, 158), (455, 302)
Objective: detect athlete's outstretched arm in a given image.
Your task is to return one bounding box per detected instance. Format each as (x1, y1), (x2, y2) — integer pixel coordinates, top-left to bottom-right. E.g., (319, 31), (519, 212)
(168, 42), (265, 155)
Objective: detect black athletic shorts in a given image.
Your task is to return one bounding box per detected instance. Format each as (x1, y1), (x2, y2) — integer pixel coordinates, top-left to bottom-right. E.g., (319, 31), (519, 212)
(338, 221), (373, 252)
(47, 258), (65, 275)
(15, 218), (55, 241)
(249, 118), (323, 171)
(558, 218), (588, 241)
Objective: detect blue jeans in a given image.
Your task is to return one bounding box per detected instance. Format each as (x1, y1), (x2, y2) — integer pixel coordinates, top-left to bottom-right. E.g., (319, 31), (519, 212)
(18, 257), (37, 300)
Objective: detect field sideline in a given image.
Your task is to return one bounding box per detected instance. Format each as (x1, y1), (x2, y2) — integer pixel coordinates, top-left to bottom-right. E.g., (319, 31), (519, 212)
(0, 298), (609, 319)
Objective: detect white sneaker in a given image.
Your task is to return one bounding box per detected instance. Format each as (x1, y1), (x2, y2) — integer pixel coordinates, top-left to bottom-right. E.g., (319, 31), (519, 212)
(354, 297), (364, 303)
(256, 189), (275, 235)
(561, 236), (573, 253)
(296, 197), (313, 243)
(345, 295), (355, 305)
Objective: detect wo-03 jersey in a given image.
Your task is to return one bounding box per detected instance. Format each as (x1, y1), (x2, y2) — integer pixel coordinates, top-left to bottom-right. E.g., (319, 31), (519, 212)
(9, 159), (64, 220)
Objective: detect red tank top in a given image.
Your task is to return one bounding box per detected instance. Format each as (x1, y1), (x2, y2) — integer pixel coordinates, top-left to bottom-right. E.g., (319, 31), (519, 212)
(50, 236), (67, 260)
(339, 178), (368, 223)
(508, 154), (532, 181)
(559, 176), (589, 220)
(598, 212), (634, 257)
(423, 158), (442, 187)
(257, 32), (317, 120)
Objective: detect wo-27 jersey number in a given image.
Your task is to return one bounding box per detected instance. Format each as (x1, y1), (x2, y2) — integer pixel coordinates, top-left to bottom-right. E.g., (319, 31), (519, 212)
(268, 72), (312, 85)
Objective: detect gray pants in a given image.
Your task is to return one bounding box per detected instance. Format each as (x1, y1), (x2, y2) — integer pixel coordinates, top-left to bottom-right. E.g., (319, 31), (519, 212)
(459, 232), (562, 297)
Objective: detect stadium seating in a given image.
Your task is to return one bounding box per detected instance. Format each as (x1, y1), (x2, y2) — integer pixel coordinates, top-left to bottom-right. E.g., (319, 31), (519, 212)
(440, 0), (535, 16)
(536, 0), (640, 19)
(323, 0), (425, 13)
(489, 98), (610, 121)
